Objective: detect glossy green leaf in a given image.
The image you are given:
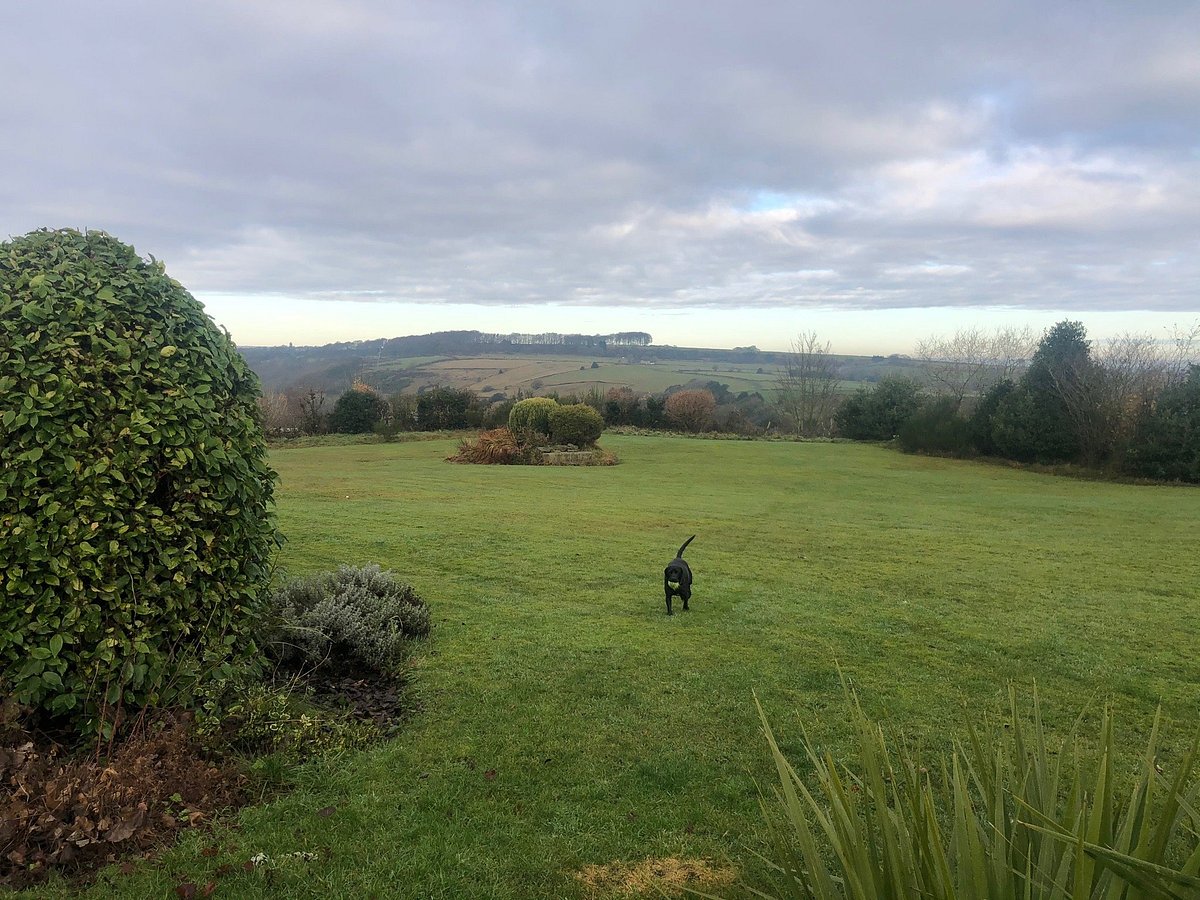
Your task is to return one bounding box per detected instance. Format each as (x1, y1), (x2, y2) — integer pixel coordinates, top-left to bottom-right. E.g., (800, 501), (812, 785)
(0, 227), (278, 735)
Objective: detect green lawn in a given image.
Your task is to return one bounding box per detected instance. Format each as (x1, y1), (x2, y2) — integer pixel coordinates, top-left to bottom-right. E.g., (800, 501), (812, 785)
(44, 436), (1200, 898)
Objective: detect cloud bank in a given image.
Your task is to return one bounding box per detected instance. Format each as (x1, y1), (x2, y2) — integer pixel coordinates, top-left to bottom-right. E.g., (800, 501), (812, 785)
(3, 0), (1198, 322)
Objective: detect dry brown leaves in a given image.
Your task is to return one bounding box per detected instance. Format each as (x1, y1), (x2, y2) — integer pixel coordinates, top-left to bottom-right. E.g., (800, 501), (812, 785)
(0, 711), (247, 890)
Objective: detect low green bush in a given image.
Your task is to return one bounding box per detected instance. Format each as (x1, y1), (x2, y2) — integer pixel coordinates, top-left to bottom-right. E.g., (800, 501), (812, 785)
(991, 382), (1081, 463)
(372, 419), (404, 442)
(329, 387), (388, 434)
(1123, 366), (1200, 483)
(509, 397), (558, 436)
(199, 681), (382, 766)
(482, 398), (515, 429)
(969, 379), (1016, 456)
(834, 376), (924, 440)
(896, 396), (973, 456)
(416, 386), (479, 430)
(548, 402), (604, 446)
(753, 686), (1200, 899)
(264, 565), (430, 677)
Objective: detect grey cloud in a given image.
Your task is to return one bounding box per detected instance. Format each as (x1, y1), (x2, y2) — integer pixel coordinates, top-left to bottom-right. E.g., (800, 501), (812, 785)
(2, 0), (1198, 318)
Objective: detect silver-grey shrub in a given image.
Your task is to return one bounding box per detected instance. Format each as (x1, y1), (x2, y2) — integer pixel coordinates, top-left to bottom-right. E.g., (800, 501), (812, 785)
(266, 565), (430, 676)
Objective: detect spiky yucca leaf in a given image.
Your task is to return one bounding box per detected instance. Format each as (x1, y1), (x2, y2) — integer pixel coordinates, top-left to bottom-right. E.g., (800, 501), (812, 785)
(745, 687), (1200, 900)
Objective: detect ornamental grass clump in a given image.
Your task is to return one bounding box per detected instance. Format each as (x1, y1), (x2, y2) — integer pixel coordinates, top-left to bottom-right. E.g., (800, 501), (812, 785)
(748, 686), (1200, 900)
(447, 426), (541, 465)
(0, 228), (277, 736)
(265, 565), (430, 677)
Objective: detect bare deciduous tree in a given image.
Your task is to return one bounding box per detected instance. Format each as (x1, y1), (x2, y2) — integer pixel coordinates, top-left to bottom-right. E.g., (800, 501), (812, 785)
(604, 387), (640, 425)
(774, 331), (841, 437)
(1163, 320), (1200, 388)
(915, 326), (1037, 411)
(256, 391), (293, 437)
(988, 326), (1039, 384)
(390, 393), (418, 430)
(1085, 326), (1200, 460)
(1098, 333), (1164, 405)
(290, 386), (327, 435)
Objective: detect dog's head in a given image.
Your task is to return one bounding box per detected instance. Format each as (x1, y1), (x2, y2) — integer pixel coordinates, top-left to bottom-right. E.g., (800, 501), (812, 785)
(665, 562), (688, 585)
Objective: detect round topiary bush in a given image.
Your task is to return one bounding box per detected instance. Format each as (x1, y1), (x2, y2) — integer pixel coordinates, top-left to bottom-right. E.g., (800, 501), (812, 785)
(548, 403), (604, 446)
(0, 228), (277, 733)
(508, 396), (558, 436)
(329, 385), (389, 433)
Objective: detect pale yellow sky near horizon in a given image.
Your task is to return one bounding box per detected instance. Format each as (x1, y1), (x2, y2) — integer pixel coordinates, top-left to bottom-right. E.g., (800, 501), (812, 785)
(198, 294), (1198, 356)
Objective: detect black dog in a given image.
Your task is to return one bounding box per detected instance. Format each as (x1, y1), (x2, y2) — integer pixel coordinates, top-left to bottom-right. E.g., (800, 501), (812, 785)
(663, 535), (696, 615)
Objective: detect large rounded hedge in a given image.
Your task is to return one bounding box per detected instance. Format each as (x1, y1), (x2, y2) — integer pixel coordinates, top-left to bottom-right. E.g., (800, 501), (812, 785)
(548, 403), (604, 446)
(508, 396), (558, 435)
(0, 228), (277, 732)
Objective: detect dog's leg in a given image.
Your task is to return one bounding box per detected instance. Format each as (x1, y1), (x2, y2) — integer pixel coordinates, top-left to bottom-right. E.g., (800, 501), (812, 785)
(682, 588), (689, 612)
(665, 590), (673, 615)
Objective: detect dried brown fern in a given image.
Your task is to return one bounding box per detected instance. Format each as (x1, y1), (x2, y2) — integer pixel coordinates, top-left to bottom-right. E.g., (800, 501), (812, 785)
(447, 428), (540, 465)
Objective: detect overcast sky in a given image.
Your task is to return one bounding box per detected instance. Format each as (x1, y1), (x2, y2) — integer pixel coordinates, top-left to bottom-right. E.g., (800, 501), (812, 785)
(3, 1), (1198, 353)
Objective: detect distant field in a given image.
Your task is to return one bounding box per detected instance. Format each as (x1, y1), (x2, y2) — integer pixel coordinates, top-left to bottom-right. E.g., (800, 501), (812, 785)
(362, 354), (802, 396)
(57, 436), (1200, 899)
(357, 353), (901, 399)
(244, 336), (929, 398)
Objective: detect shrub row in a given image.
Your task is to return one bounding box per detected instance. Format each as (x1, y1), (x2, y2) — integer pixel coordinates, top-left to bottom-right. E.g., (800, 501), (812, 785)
(289, 381), (774, 439)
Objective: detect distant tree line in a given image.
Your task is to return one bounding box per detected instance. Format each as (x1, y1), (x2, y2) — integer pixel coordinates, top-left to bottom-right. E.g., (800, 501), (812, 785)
(869, 321), (1200, 482)
(256, 320), (1198, 483)
(474, 331), (652, 347)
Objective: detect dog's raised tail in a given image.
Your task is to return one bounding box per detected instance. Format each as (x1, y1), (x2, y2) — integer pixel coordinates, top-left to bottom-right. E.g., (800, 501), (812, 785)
(677, 534), (696, 558)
